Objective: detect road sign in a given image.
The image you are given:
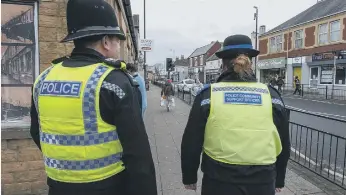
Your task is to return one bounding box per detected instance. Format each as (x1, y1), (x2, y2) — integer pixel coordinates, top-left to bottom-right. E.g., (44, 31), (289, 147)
(140, 39), (153, 52)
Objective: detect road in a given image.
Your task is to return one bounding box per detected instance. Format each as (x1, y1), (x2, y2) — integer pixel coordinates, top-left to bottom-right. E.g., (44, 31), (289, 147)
(282, 97), (346, 186)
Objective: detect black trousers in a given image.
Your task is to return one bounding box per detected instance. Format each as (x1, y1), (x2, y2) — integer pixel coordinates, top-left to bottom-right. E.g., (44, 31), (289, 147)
(201, 175), (275, 195)
(48, 172), (128, 195)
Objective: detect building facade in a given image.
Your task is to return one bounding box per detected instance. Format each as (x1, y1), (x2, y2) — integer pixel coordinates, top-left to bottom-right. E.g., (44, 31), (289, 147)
(188, 41), (221, 83)
(257, 0), (346, 90)
(1, 0), (138, 194)
(172, 55), (189, 82)
(205, 52), (222, 83)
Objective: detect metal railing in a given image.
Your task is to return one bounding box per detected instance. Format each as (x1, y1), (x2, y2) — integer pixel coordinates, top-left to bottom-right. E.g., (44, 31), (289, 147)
(154, 82), (346, 189)
(288, 108), (346, 189)
(280, 83), (346, 101)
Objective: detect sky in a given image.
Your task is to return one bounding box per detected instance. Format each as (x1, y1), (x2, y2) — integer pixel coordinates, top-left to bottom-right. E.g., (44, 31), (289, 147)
(130, 0), (320, 65)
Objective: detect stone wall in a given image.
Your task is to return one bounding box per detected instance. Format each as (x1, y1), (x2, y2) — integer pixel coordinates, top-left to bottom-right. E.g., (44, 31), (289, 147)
(1, 137), (47, 195)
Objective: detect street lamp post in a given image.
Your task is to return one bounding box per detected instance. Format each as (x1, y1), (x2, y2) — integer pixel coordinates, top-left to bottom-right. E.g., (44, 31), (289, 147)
(253, 6), (258, 78)
(143, 0), (147, 82)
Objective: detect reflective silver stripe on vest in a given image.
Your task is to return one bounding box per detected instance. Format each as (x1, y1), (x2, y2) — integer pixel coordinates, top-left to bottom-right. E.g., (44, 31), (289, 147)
(40, 130), (118, 146)
(212, 86), (269, 94)
(83, 65), (109, 134)
(44, 153), (122, 170)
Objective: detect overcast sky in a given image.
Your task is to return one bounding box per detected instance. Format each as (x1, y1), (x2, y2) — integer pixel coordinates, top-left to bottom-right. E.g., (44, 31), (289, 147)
(130, 0), (319, 64)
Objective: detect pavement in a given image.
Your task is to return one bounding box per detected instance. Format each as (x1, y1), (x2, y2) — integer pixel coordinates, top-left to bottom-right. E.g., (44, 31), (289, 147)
(144, 84), (335, 195)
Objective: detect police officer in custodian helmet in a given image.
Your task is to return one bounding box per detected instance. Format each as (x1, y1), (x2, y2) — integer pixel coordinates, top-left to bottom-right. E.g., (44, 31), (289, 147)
(30, 0), (157, 194)
(181, 35), (290, 195)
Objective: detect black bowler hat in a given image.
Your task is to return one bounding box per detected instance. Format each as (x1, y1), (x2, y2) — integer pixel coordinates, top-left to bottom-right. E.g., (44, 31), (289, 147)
(61, 0), (126, 42)
(215, 35), (259, 59)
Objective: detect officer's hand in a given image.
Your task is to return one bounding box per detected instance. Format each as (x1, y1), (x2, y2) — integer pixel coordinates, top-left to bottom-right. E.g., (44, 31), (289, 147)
(184, 184), (197, 191)
(275, 188), (283, 193)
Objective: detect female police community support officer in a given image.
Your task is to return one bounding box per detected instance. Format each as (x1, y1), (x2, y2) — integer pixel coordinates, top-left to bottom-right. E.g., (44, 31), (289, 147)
(30, 0), (157, 195)
(181, 35), (290, 195)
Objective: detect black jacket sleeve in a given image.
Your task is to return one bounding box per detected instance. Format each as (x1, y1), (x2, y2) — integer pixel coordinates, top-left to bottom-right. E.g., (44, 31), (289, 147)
(268, 86), (291, 188)
(30, 89), (41, 150)
(181, 87), (210, 185)
(103, 72), (157, 195)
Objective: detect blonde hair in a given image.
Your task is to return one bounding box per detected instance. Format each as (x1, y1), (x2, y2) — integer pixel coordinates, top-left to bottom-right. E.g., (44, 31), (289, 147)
(232, 54), (252, 76)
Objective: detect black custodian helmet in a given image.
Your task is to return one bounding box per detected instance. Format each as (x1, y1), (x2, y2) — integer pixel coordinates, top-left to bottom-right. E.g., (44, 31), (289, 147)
(61, 0), (126, 42)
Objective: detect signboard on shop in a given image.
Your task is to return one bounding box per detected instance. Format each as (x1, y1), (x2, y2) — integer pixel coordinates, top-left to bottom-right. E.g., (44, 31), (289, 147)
(140, 39), (154, 52)
(257, 57), (286, 69)
(312, 51), (346, 61)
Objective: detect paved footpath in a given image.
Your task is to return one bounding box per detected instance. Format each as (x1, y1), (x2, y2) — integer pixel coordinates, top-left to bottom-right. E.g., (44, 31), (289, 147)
(145, 85), (331, 195)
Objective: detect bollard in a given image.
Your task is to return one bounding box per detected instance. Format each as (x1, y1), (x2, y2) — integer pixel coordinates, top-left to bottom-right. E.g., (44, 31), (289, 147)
(189, 88), (192, 105)
(325, 85), (328, 100)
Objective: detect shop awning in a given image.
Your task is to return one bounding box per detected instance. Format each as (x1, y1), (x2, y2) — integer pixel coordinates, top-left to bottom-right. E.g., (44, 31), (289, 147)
(307, 59), (346, 66)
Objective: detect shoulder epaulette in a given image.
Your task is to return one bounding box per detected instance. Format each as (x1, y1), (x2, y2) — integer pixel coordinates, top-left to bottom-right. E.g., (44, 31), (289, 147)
(197, 84), (211, 96)
(103, 58), (127, 71)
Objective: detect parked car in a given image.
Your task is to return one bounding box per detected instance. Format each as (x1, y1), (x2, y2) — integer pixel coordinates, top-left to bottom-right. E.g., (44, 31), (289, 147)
(177, 79), (195, 93)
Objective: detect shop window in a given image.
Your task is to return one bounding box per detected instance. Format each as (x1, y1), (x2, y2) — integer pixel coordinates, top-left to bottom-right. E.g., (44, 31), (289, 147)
(330, 20), (340, 42)
(294, 30), (303, 49)
(320, 66), (333, 84)
(310, 67), (319, 79)
(318, 23), (328, 45)
(269, 35), (282, 53)
(1, 1), (38, 128)
(335, 66), (346, 85)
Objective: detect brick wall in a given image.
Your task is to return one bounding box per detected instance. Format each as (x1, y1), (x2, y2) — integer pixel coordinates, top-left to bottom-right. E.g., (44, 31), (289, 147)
(343, 17), (346, 41)
(1, 138), (47, 195)
(38, 0), (74, 73)
(259, 39), (268, 55)
(304, 26), (315, 47)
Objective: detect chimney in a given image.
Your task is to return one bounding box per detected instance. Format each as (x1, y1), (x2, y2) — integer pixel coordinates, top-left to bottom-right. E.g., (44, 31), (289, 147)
(133, 15), (139, 29)
(181, 55), (184, 60)
(259, 25), (266, 35)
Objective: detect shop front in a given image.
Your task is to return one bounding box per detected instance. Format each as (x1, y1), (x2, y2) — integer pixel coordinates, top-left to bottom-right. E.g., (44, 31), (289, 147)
(257, 57), (286, 84)
(308, 51), (346, 87)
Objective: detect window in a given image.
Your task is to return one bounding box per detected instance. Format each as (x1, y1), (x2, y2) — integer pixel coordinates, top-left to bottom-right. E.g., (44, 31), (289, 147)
(320, 66), (333, 84)
(200, 55), (204, 65)
(294, 30), (303, 49)
(1, 2), (38, 128)
(269, 35), (282, 53)
(335, 66), (346, 85)
(330, 20), (340, 42)
(310, 67), (319, 79)
(318, 23), (328, 45)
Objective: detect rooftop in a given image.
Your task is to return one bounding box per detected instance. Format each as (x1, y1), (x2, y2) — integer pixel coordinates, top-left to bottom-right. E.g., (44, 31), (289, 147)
(188, 41), (218, 58)
(206, 43), (223, 62)
(262, 0), (346, 36)
(173, 58), (189, 66)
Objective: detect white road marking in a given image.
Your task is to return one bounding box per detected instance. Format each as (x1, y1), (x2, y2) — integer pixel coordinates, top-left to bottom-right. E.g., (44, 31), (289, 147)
(283, 96), (346, 106)
(286, 105), (346, 118)
(291, 147), (345, 180)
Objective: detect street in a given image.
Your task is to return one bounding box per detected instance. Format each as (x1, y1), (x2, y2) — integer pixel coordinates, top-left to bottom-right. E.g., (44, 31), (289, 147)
(148, 84), (342, 194)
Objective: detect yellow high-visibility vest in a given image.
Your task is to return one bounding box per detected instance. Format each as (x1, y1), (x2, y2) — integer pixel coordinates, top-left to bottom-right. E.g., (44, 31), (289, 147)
(203, 82), (282, 165)
(33, 63), (124, 183)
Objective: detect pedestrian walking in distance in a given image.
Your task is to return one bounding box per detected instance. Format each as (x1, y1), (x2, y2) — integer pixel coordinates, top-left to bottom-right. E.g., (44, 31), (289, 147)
(293, 76), (301, 95)
(181, 34), (291, 195)
(30, 0), (157, 194)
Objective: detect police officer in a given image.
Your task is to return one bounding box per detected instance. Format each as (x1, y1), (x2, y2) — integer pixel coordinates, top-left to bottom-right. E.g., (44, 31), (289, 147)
(181, 35), (290, 195)
(29, 0), (157, 195)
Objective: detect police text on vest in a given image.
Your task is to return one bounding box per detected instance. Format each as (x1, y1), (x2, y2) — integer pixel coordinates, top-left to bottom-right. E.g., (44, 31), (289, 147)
(40, 81), (82, 97)
(224, 92), (262, 105)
